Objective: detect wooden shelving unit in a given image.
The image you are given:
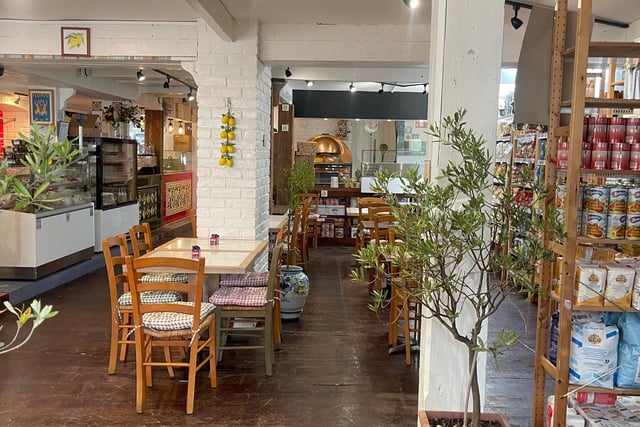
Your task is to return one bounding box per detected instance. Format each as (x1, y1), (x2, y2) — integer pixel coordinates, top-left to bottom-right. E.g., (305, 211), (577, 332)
(533, 1), (640, 426)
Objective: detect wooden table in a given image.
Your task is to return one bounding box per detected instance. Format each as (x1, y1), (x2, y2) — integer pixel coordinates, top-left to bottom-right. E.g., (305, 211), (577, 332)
(141, 237), (268, 296)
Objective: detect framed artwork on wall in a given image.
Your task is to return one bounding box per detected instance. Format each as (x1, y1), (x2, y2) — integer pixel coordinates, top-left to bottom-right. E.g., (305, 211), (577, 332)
(61, 27), (91, 57)
(29, 90), (54, 125)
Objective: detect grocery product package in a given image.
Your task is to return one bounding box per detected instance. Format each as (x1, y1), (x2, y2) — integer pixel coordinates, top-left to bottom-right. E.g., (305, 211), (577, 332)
(569, 322), (618, 388)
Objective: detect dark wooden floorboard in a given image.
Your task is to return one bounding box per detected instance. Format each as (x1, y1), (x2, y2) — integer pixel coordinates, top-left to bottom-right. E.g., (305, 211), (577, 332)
(0, 246), (541, 426)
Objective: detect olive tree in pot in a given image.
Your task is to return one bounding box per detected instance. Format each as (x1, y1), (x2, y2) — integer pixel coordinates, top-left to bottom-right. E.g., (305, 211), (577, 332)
(0, 124), (83, 212)
(352, 110), (562, 427)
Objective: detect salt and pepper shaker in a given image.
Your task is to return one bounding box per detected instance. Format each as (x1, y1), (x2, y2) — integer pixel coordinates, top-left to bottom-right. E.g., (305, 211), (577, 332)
(191, 245), (201, 259)
(210, 234), (219, 245)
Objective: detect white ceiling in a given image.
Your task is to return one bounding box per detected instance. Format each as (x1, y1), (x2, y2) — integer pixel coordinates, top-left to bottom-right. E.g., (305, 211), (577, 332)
(0, 0), (639, 104)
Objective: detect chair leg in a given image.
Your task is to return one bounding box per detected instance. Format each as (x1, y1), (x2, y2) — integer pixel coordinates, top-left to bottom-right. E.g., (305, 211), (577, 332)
(273, 297), (282, 348)
(119, 312), (131, 362)
(133, 330), (147, 414)
(403, 296), (412, 366)
(265, 307), (274, 376)
(186, 336), (199, 415)
(163, 345), (175, 378)
(145, 337), (153, 387)
(109, 318), (120, 374)
(208, 322), (217, 388)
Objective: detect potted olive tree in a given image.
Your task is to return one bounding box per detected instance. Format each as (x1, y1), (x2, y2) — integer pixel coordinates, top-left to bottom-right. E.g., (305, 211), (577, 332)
(352, 110), (562, 427)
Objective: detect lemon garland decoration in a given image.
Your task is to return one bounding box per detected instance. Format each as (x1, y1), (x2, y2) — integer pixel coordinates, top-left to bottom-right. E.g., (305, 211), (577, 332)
(219, 105), (236, 167)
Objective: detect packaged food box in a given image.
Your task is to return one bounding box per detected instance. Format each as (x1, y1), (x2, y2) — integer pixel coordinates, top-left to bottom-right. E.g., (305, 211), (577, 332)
(603, 264), (635, 307)
(569, 322), (618, 389)
(574, 265), (606, 307)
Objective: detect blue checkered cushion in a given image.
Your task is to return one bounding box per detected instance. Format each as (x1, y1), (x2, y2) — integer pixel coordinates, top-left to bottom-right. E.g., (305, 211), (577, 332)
(118, 290), (183, 306)
(219, 272), (269, 287)
(208, 286), (268, 307)
(141, 301), (217, 331)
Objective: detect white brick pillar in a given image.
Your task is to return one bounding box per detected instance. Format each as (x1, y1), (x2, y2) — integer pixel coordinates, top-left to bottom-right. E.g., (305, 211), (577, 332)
(186, 20), (271, 268)
(419, 0), (504, 414)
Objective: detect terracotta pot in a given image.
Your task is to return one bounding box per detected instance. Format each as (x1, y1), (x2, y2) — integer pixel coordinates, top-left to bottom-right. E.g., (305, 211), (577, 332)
(418, 410), (510, 427)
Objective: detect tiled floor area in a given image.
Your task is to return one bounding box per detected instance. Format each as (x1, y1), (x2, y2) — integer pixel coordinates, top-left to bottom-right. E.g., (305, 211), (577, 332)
(0, 245), (543, 426)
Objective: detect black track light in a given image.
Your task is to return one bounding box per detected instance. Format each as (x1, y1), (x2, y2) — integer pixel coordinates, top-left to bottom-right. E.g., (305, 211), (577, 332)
(306, 80), (314, 87)
(188, 88), (195, 101)
(378, 83), (384, 94)
(422, 84), (427, 94)
(285, 67), (292, 78)
(511, 5), (523, 30)
(349, 82), (356, 93)
(402, 0), (419, 8)
(163, 76), (170, 89)
(137, 69), (145, 82)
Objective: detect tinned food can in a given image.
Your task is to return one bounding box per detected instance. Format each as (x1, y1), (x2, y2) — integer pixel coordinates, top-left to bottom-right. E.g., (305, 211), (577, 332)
(626, 215), (640, 240)
(556, 184), (567, 210)
(606, 213), (626, 239)
(585, 212), (607, 239)
(583, 185), (609, 213)
(608, 186), (628, 213)
(628, 187), (640, 214)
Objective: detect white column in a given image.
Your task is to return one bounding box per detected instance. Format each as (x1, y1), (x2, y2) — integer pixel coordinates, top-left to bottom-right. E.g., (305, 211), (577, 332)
(419, 0), (504, 413)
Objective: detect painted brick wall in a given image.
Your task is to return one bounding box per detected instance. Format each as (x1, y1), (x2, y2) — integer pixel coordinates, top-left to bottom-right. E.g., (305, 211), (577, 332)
(189, 20), (271, 271)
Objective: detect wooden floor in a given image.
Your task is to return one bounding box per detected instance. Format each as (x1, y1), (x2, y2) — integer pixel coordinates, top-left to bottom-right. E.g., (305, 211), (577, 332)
(0, 246), (541, 426)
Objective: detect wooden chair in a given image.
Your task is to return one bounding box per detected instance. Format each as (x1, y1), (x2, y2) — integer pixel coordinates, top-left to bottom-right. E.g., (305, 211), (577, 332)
(125, 255), (217, 415)
(129, 223), (154, 257)
(190, 209), (197, 238)
(102, 234), (185, 375)
(355, 197), (389, 255)
(302, 193), (321, 249)
(208, 243), (284, 375)
(370, 212), (396, 294)
(386, 229), (421, 365)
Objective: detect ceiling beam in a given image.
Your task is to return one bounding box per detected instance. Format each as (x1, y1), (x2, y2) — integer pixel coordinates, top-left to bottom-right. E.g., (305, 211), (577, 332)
(185, 0), (235, 42)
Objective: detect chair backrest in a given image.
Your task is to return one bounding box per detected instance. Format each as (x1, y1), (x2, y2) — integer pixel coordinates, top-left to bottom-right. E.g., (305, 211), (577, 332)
(267, 243), (284, 301)
(102, 234), (130, 311)
(129, 223), (153, 258)
(190, 209), (197, 238)
(302, 193), (319, 214)
(357, 197), (389, 222)
(372, 212), (396, 243)
(125, 255), (207, 330)
(366, 205), (392, 221)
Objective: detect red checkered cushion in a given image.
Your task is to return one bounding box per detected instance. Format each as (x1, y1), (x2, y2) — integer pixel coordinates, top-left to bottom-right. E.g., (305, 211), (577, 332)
(219, 272), (269, 287)
(208, 286), (268, 307)
(118, 290), (183, 306)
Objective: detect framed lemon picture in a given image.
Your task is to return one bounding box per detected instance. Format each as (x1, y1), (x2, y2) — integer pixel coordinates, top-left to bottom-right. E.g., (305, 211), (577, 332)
(29, 90), (54, 125)
(61, 27), (90, 57)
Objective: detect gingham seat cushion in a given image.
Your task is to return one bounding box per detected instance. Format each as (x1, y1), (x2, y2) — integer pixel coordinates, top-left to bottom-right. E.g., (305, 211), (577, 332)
(118, 290), (183, 306)
(141, 301), (217, 331)
(208, 286), (268, 307)
(140, 272), (189, 283)
(219, 272), (269, 287)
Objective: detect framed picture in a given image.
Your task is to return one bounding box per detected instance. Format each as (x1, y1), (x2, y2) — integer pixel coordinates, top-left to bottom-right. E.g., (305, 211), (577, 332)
(61, 27), (91, 57)
(29, 90), (54, 125)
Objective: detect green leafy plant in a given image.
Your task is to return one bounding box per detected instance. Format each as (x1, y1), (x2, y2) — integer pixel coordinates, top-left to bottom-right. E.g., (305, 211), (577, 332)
(0, 124), (83, 212)
(104, 102), (142, 128)
(283, 158), (315, 215)
(351, 109), (562, 427)
(0, 299), (58, 354)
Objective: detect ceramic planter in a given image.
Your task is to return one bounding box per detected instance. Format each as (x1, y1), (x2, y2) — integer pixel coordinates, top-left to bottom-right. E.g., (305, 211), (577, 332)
(280, 265), (310, 319)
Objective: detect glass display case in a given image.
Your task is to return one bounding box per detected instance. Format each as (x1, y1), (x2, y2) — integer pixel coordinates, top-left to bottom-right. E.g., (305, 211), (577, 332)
(83, 137), (139, 251)
(83, 137), (137, 209)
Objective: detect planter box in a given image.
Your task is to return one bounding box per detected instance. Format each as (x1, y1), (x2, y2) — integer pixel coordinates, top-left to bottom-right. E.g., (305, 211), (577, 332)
(0, 203), (95, 279)
(418, 410), (510, 427)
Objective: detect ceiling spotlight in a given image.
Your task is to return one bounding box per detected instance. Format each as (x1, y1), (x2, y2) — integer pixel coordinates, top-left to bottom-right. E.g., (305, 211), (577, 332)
(422, 84), (427, 94)
(14, 94), (20, 105)
(168, 119), (174, 133)
(511, 5), (524, 30)
(178, 121), (185, 135)
(137, 69), (145, 82)
(402, 0), (419, 8)
(188, 88), (195, 101)
(285, 67), (292, 78)
(163, 76), (170, 89)
(349, 82), (356, 93)
(306, 80), (314, 87)
(378, 83), (384, 94)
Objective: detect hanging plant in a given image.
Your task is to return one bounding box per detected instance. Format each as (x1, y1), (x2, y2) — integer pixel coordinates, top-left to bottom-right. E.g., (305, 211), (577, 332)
(219, 102), (236, 167)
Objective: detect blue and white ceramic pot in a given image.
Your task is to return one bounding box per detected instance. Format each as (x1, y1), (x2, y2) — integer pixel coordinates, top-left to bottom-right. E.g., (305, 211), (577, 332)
(280, 265), (310, 320)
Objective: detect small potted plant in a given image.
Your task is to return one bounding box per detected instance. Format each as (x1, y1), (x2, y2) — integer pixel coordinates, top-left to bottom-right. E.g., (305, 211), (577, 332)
(104, 101), (142, 138)
(352, 110), (562, 427)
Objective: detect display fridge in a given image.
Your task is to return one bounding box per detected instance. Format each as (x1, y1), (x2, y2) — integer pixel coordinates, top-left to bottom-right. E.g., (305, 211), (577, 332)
(83, 137), (138, 251)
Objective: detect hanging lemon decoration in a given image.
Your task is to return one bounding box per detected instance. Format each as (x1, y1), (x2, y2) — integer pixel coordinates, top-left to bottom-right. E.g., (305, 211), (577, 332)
(219, 99), (236, 167)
